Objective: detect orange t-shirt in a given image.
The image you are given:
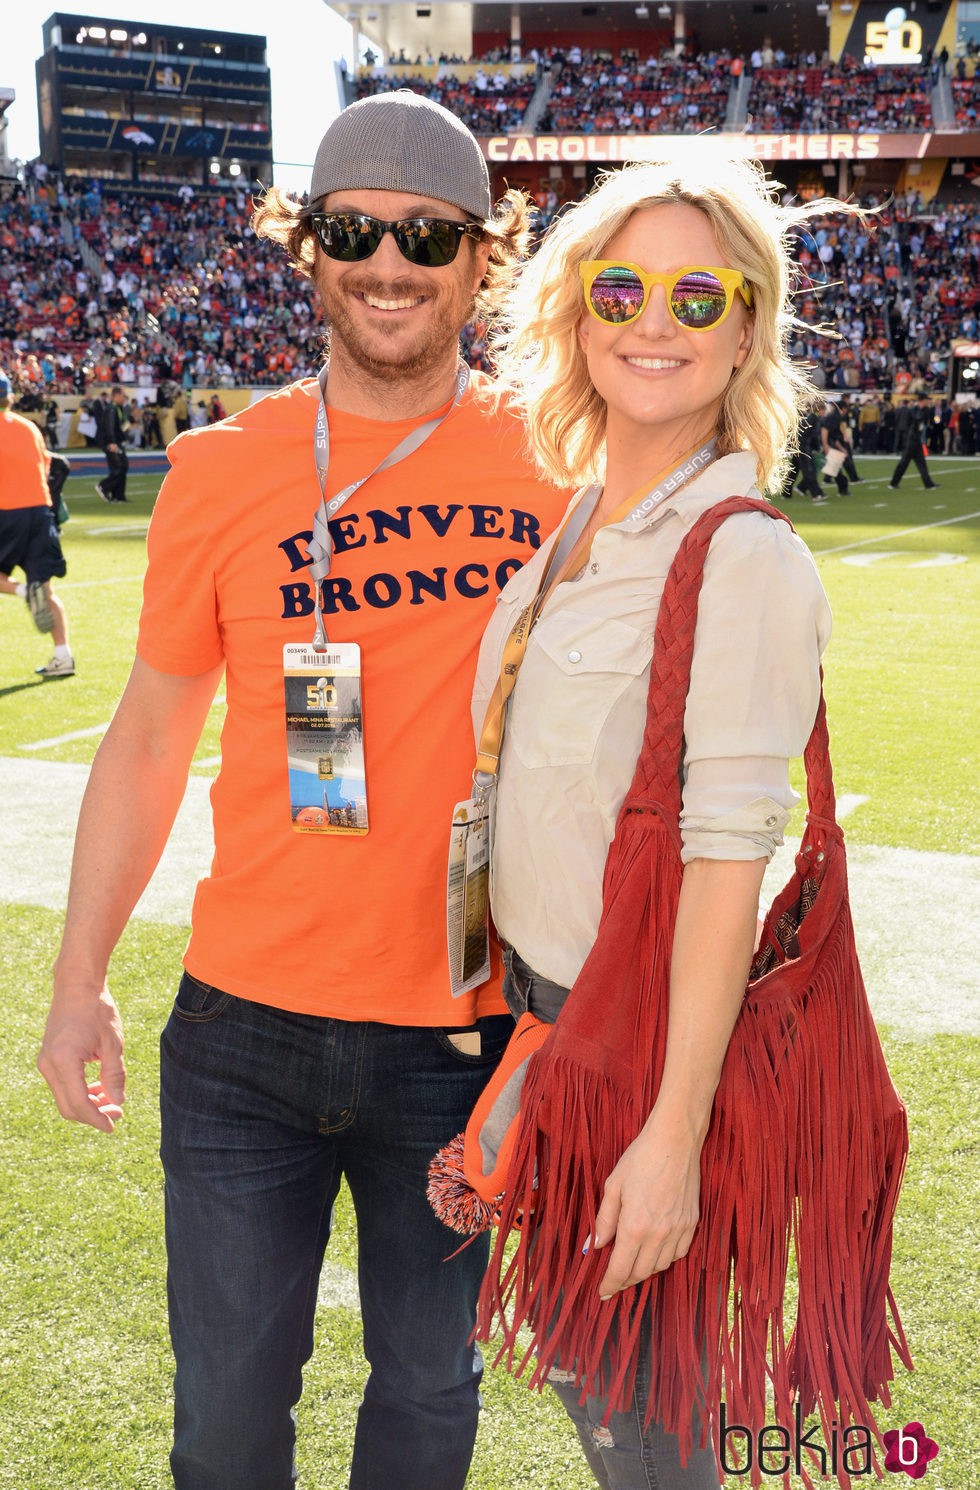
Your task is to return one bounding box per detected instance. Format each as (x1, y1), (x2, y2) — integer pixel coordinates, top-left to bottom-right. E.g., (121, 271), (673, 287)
(0, 410), (52, 510)
(137, 376), (568, 1025)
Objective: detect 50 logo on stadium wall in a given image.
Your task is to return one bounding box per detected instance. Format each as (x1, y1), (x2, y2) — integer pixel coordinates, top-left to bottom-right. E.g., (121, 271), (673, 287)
(865, 8), (924, 66)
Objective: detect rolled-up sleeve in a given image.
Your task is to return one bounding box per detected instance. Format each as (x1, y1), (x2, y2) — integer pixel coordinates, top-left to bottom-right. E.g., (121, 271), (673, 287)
(679, 512), (831, 864)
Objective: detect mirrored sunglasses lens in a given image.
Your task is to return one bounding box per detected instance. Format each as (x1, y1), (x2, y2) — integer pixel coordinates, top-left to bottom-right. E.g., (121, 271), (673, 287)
(397, 222), (458, 267)
(589, 268), (645, 323)
(670, 272), (729, 327)
(319, 215), (379, 260)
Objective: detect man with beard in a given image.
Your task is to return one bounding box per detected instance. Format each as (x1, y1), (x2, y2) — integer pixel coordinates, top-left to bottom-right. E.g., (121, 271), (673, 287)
(38, 93), (567, 1490)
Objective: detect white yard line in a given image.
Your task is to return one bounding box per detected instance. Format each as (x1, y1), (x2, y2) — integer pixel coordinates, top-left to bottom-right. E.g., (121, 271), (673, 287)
(835, 793), (869, 819)
(18, 696), (224, 755)
(317, 1261), (360, 1312)
(0, 756), (213, 924)
(58, 574), (144, 590)
(85, 523), (150, 537)
(19, 722), (112, 751)
(814, 510), (980, 557)
(2, 754), (976, 1038)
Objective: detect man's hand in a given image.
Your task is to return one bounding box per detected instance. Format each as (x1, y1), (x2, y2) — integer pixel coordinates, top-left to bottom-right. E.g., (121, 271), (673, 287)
(34, 656), (222, 1135)
(38, 985), (126, 1133)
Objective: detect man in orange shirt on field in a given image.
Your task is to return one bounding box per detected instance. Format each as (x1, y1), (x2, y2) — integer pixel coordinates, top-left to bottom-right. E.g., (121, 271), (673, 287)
(38, 93), (566, 1490)
(0, 372), (74, 677)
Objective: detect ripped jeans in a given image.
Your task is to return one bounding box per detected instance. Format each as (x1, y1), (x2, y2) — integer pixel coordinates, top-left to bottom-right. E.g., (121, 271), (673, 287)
(503, 946), (721, 1489)
(547, 1341), (720, 1490)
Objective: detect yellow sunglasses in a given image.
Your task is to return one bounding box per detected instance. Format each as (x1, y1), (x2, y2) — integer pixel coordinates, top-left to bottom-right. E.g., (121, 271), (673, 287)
(580, 260), (753, 331)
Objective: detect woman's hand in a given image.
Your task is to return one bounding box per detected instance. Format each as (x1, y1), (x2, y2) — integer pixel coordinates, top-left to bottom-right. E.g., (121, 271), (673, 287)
(593, 1108), (704, 1298)
(590, 858), (769, 1299)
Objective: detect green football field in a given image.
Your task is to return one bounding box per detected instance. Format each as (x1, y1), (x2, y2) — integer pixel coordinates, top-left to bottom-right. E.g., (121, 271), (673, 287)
(1, 459), (977, 1488)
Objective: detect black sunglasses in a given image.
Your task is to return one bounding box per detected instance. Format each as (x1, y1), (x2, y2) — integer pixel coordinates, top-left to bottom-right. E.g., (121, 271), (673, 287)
(310, 212), (484, 268)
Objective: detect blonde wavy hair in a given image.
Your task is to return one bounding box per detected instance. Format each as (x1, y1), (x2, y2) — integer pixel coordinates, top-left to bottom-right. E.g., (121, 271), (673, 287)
(252, 186), (534, 325)
(492, 152), (860, 492)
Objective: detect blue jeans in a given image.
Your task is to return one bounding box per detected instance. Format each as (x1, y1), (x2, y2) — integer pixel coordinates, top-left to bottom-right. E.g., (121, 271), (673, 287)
(160, 972), (512, 1490)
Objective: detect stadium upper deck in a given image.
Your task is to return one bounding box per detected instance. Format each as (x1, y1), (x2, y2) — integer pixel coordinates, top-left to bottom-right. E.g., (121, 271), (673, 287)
(34, 13), (273, 187)
(3, 3), (980, 407)
(337, 0), (980, 205)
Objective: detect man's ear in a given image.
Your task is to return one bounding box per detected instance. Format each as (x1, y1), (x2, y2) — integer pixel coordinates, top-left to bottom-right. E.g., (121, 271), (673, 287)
(471, 237), (492, 294)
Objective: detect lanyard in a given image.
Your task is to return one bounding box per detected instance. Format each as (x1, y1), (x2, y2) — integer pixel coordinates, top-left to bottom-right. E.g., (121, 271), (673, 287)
(471, 482), (603, 782)
(306, 361), (470, 650)
(473, 439), (717, 782)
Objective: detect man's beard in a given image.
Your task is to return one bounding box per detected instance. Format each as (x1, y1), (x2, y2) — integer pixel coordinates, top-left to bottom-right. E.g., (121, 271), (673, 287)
(316, 271), (475, 379)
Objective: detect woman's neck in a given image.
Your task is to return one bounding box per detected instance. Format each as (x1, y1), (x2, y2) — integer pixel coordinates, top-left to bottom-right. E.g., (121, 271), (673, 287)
(600, 414), (719, 512)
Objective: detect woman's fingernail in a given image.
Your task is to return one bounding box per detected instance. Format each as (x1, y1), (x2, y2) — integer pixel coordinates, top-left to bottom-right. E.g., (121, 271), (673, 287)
(581, 1234), (591, 1255)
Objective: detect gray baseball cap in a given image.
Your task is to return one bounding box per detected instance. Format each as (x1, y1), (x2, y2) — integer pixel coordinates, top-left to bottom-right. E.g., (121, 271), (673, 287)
(310, 91), (491, 221)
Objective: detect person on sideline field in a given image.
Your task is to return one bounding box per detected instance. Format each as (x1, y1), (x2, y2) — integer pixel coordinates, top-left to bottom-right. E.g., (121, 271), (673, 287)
(0, 371), (75, 677)
(37, 93), (566, 1490)
(93, 383), (130, 502)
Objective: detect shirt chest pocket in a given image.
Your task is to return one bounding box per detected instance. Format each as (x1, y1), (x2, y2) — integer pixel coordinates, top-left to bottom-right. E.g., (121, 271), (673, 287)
(506, 609), (653, 769)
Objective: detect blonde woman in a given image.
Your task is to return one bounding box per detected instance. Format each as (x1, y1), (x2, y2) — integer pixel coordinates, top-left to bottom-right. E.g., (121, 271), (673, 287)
(472, 156), (838, 1487)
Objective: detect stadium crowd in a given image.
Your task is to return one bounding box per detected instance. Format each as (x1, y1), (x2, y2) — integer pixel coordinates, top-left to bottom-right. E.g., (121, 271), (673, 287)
(3, 52), (980, 419)
(355, 45), (945, 138)
(356, 67), (537, 133)
(355, 47), (734, 136)
(952, 70), (980, 126)
(747, 56), (934, 133)
(0, 171), (320, 399)
(537, 48), (732, 134)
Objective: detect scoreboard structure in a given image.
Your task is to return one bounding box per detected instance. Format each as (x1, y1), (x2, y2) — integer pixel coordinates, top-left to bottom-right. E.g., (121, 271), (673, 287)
(0, 88), (15, 179)
(35, 13), (273, 187)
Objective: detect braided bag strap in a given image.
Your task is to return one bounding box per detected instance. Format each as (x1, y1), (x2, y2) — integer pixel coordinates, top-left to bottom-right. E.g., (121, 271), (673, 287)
(624, 495), (837, 825)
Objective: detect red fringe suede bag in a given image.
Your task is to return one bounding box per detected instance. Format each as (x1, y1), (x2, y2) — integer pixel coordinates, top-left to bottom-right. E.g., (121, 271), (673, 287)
(472, 497), (911, 1487)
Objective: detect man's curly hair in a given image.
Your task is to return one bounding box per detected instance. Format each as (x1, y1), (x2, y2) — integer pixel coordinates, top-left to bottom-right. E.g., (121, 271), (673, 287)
(251, 187), (534, 323)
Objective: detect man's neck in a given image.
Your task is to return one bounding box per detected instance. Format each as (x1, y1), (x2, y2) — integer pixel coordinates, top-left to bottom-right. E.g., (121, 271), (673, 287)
(324, 345), (463, 421)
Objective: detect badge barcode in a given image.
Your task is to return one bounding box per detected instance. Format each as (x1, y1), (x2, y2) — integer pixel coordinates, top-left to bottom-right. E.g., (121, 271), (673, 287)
(308, 653), (342, 666)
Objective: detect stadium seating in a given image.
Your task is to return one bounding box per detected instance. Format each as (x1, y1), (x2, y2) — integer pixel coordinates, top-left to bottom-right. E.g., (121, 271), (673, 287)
(0, 173), (319, 393)
(3, 53), (979, 411)
(538, 49), (732, 134)
(747, 56), (933, 133)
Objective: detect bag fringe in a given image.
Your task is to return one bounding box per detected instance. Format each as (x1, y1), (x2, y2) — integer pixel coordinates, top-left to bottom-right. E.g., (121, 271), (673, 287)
(476, 808), (910, 1489)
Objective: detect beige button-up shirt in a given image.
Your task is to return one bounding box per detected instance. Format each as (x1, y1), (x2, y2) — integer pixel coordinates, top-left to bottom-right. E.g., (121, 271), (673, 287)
(472, 452), (832, 989)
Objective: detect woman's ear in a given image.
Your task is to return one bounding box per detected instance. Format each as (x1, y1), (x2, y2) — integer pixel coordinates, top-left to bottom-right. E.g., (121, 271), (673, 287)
(732, 310), (754, 370)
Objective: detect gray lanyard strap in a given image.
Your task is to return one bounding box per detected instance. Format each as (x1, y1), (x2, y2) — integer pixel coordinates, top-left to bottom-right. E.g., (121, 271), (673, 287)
(535, 438), (717, 610)
(307, 361), (470, 650)
(534, 481), (604, 604)
(622, 439), (718, 525)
